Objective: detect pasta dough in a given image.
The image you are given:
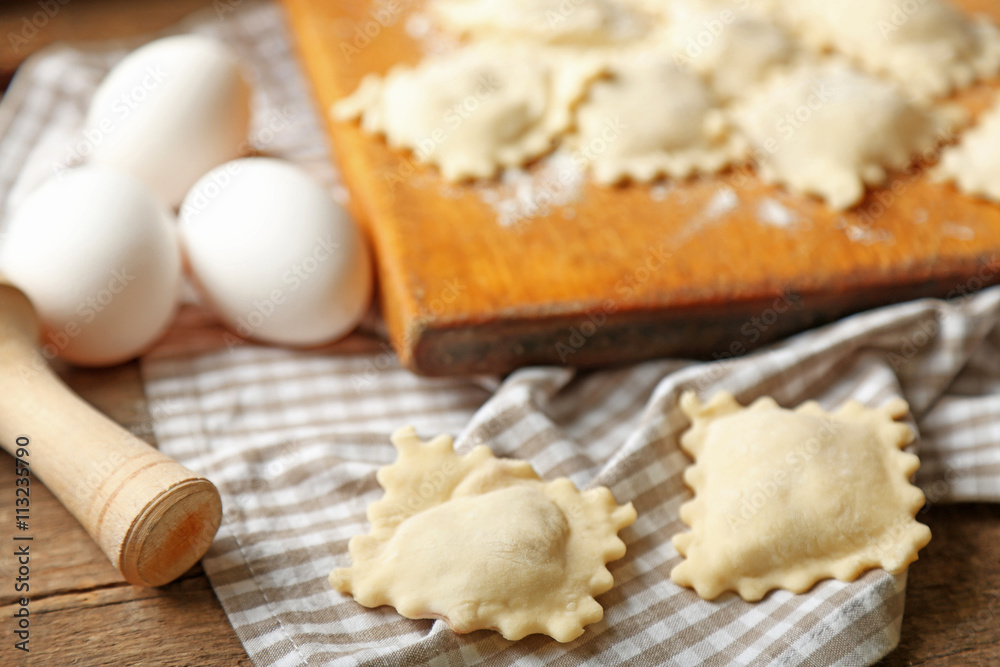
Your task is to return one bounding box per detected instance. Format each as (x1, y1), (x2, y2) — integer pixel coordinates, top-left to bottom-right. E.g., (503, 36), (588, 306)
(734, 61), (949, 209)
(333, 45), (604, 181)
(936, 101), (1000, 203)
(430, 0), (651, 46)
(336, 0), (1000, 209)
(671, 391), (932, 602)
(573, 56), (746, 184)
(778, 0), (1000, 99)
(666, 5), (799, 101)
(330, 427), (637, 642)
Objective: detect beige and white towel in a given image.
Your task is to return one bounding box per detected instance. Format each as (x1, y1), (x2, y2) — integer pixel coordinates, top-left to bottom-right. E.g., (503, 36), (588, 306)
(1, 2), (999, 665)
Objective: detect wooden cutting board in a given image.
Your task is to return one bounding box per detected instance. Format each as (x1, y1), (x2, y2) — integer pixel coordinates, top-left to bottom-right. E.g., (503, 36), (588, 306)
(282, 0), (1000, 376)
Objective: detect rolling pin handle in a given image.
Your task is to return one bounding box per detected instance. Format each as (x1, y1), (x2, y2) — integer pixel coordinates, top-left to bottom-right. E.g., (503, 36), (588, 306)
(0, 281), (222, 587)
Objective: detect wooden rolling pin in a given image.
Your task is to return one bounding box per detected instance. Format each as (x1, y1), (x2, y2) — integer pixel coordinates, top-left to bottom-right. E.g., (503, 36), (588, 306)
(0, 279), (222, 587)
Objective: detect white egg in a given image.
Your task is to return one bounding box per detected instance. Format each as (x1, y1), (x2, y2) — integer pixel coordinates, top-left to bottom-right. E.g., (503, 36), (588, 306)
(85, 35), (252, 208)
(0, 167), (182, 366)
(179, 158), (372, 347)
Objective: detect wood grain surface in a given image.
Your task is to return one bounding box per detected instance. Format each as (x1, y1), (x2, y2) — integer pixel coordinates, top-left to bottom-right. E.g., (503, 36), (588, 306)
(283, 0), (1000, 376)
(0, 361), (250, 667)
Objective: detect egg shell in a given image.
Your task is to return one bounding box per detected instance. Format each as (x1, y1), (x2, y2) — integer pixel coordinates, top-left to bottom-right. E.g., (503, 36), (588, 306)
(85, 34), (252, 208)
(0, 167), (182, 366)
(179, 158), (372, 347)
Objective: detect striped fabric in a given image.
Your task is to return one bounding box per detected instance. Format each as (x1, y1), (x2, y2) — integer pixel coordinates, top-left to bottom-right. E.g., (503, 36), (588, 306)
(2, 2), (999, 665)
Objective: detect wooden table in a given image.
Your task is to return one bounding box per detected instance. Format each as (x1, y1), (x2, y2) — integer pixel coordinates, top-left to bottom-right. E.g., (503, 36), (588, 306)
(0, 1), (997, 665)
(0, 363), (249, 666)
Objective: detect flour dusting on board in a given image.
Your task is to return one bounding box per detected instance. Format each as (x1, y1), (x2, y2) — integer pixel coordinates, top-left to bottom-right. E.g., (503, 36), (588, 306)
(473, 152), (587, 228)
(649, 183), (674, 202)
(405, 11), (460, 55)
(942, 223), (976, 241)
(844, 223), (895, 245)
(703, 187), (739, 218)
(757, 198), (797, 228)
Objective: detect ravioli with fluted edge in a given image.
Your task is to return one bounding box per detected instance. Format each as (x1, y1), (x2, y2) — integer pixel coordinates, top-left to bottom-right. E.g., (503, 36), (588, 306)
(935, 101), (1000, 202)
(670, 391), (931, 602)
(332, 45), (604, 182)
(777, 0), (1000, 100)
(734, 61), (953, 210)
(430, 0), (651, 46)
(573, 55), (748, 184)
(330, 427), (637, 642)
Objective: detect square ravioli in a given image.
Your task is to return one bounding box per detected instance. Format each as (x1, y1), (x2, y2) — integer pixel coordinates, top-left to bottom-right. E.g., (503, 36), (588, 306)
(671, 391), (931, 602)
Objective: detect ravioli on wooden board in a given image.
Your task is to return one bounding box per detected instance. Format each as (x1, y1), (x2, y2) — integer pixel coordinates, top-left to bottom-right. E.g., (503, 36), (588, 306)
(281, 0), (1000, 376)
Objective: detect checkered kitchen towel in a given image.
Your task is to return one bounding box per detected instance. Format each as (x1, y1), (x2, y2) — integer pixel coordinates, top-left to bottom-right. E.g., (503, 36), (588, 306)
(2, 2), (1000, 665)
